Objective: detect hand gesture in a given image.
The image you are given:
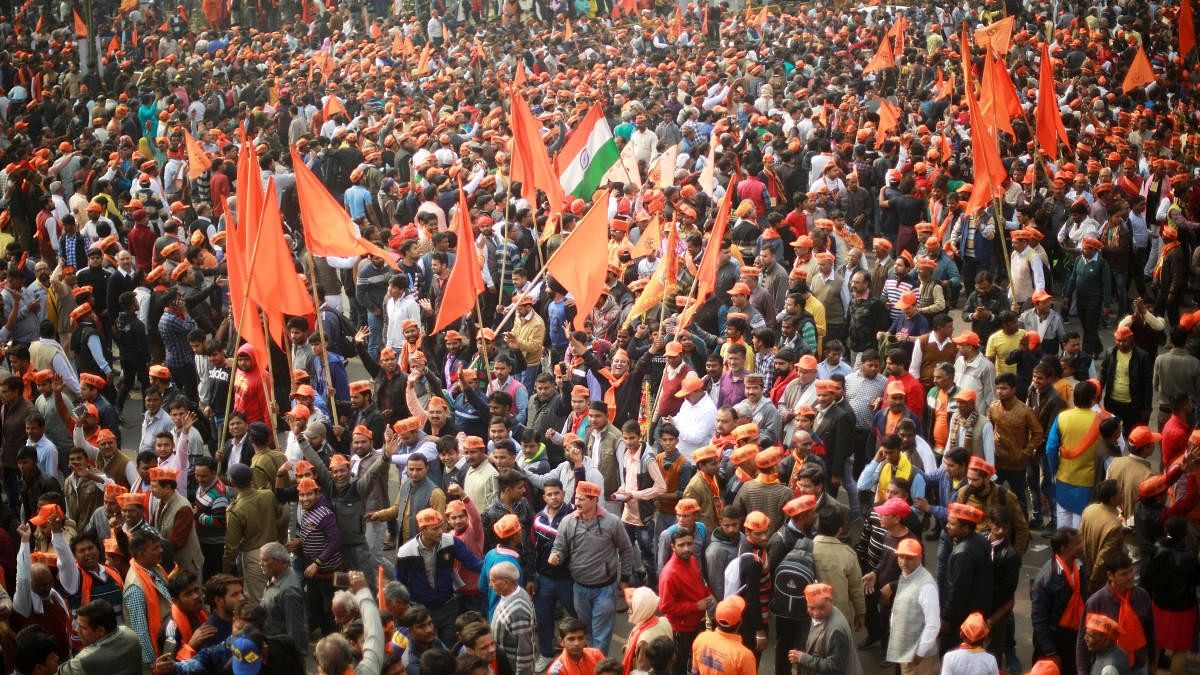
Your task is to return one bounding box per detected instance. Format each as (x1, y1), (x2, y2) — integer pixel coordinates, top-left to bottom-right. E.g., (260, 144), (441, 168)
(16, 522), (30, 542)
(277, 461), (293, 477)
(355, 326), (370, 344)
(304, 562), (318, 578)
(447, 482), (464, 500)
(547, 551), (562, 566)
(189, 623), (217, 649)
(185, 411), (198, 429)
(348, 570), (368, 593)
(408, 370), (424, 385)
(287, 538), (302, 553)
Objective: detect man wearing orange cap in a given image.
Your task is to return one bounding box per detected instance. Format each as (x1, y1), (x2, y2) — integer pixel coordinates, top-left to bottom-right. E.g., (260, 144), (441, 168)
(886, 537), (938, 675)
(732, 446), (793, 536)
(940, 502), (993, 654)
(13, 514), (73, 660)
(148, 467), (203, 578)
(940, 612), (999, 674)
(1077, 550), (1155, 675)
(1063, 234), (1113, 357)
(1098, 324), (1152, 434)
(1105, 426), (1158, 526)
(691, 596), (756, 675)
(547, 480), (635, 654)
(723, 510), (774, 654)
(786, 582), (863, 675)
(1081, 612), (1129, 675)
(396, 506), (484, 645)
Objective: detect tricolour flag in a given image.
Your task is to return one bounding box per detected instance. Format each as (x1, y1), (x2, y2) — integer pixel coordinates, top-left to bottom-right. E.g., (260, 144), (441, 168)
(556, 103), (620, 199)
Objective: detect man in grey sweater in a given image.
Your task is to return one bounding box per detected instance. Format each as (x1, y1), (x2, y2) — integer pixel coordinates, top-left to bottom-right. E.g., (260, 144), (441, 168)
(548, 480), (635, 655)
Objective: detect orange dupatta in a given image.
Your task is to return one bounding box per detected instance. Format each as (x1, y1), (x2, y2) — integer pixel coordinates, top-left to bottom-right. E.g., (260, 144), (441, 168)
(130, 562), (168, 657)
(1113, 585), (1148, 665)
(1055, 556), (1084, 629)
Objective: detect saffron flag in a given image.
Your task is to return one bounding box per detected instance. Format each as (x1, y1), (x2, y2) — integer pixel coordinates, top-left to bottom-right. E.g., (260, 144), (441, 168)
(509, 89), (566, 214)
(249, 179), (315, 346)
(564, 19), (573, 40)
(677, 174), (737, 330)
(556, 104), (620, 199)
(1035, 43), (1071, 160)
(414, 44), (433, 77)
(35, 15), (43, 32)
(1121, 45), (1156, 92)
(322, 94), (347, 120)
(652, 145), (679, 188)
(960, 26), (1008, 215)
(887, 13), (908, 55)
(184, 130), (210, 180)
(979, 49), (1016, 138)
(862, 38), (894, 75)
(625, 220), (680, 327)
(107, 34), (119, 57)
(1182, 0), (1196, 59)
(433, 189), (486, 333)
(73, 8), (87, 36)
(289, 147), (399, 269)
(974, 15), (1015, 55)
(629, 216), (662, 260)
(227, 139), (269, 385)
(546, 190), (611, 329)
(670, 5), (682, 40)
(875, 99), (901, 148)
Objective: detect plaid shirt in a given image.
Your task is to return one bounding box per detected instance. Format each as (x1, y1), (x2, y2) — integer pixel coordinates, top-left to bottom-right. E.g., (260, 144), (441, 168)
(158, 310), (197, 368)
(844, 371), (887, 430)
(755, 350), (776, 391)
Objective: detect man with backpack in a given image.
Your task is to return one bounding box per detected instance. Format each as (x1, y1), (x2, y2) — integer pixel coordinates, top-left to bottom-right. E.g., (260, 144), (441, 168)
(768, 495), (820, 675)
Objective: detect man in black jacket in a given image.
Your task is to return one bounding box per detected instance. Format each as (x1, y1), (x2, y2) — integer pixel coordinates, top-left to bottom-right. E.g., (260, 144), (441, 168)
(1099, 325), (1153, 434)
(814, 377), (858, 513)
(1029, 527), (1085, 674)
(940, 502), (993, 654)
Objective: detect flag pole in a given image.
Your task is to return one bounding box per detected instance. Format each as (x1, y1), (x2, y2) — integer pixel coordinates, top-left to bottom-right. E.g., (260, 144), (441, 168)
(474, 297), (491, 374)
(260, 313), (278, 421)
(303, 250), (340, 428)
(217, 218), (269, 456)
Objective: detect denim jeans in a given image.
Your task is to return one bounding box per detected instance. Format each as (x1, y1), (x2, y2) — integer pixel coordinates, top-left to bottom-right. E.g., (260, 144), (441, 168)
(520, 365), (541, 394)
(843, 456), (861, 521)
(572, 582), (616, 653)
(366, 311), (383, 361)
(535, 573), (576, 657)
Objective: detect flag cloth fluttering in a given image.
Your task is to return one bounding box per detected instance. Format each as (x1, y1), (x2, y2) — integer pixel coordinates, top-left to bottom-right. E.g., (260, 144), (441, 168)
(625, 221), (681, 326)
(1121, 45), (1156, 92)
(184, 131), (210, 180)
(974, 16), (1015, 55)
(677, 174), (737, 330)
(556, 103), (620, 199)
(1035, 43), (1071, 160)
(862, 37), (894, 75)
(546, 191), (611, 329)
(875, 100), (901, 148)
(509, 88), (566, 214)
(960, 25), (1008, 215)
(433, 188), (486, 333)
(1181, 0), (1196, 59)
(248, 179), (316, 346)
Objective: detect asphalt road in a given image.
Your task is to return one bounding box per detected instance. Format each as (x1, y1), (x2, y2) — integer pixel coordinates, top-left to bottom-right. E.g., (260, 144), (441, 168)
(113, 308), (1199, 674)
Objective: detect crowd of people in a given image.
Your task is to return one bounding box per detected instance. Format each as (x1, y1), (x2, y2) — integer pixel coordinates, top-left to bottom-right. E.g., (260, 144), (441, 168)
(0, 0), (1198, 673)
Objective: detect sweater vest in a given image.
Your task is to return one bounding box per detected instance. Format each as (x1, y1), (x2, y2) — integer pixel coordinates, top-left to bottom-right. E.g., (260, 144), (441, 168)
(887, 565), (936, 663)
(1055, 408), (1103, 488)
(810, 273), (846, 326)
(917, 336), (959, 389)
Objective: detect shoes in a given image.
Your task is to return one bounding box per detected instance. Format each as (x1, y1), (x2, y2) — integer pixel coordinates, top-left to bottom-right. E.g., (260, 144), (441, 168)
(859, 636), (880, 649)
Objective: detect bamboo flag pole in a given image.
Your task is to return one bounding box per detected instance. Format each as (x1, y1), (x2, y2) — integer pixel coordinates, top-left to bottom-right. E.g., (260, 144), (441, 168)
(303, 250), (339, 428)
(217, 217), (269, 454)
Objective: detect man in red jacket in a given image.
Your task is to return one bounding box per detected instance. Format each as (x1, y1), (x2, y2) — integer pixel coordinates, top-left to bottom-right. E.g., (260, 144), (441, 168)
(658, 526), (714, 675)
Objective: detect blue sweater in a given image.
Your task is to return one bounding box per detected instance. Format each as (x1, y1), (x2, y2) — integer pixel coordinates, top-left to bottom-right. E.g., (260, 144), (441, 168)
(395, 533), (483, 609)
(479, 547), (524, 619)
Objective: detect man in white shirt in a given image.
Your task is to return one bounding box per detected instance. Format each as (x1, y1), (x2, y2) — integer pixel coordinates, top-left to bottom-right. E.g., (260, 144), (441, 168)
(885, 538), (940, 673)
(629, 115), (658, 165)
(665, 373), (717, 457)
(383, 277), (421, 351)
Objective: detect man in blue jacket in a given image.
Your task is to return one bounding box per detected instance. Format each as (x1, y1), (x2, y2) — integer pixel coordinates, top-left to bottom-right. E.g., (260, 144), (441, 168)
(394, 507), (483, 645)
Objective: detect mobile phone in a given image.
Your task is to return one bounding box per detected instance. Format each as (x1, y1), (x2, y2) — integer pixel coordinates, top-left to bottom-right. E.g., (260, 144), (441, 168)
(333, 571), (351, 588)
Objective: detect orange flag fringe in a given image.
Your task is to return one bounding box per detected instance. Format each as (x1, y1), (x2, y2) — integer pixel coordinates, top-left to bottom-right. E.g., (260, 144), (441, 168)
(1121, 45), (1156, 92)
(433, 188), (486, 333)
(508, 88), (565, 214)
(1035, 42), (1070, 160)
(547, 191), (611, 330)
(289, 147), (399, 270)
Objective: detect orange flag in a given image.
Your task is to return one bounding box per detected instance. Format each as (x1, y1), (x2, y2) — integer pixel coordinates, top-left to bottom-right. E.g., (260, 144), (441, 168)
(184, 130), (210, 180)
(624, 221), (680, 326)
(887, 13), (907, 55)
(370, 22), (382, 39)
(512, 60), (527, 88)
(630, 216), (662, 259)
(250, 179), (315, 346)
(34, 15), (43, 32)
(979, 49), (1016, 138)
(73, 8), (87, 36)
(974, 15), (1015, 55)
(1121, 45), (1156, 92)
(1035, 43), (1070, 160)
(391, 31), (404, 55)
(414, 44), (433, 77)
(228, 140), (270, 385)
(754, 6), (768, 28)
(677, 174), (737, 330)
(322, 93), (348, 120)
(119, 0), (136, 12)
(508, 88), (566, 215)
(106, 34), (120, 56)
(669, 5), (682, 40)
(564, 18), (573, 40)
(441, 22), (450, 44)
(433, 188), (486, 333)
(960, 26), (1007, 215)
(862, 37), (894, 75)
(289, 147), (399, 269)
(875, 99), (901, 148)
(547, 191), (611, 330)
(1182, 0), (1196, 59)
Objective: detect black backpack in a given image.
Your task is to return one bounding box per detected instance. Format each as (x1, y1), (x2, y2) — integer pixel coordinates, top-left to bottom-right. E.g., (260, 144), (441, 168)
(324, 306), (358, 357)
(769, 538), (817, 620)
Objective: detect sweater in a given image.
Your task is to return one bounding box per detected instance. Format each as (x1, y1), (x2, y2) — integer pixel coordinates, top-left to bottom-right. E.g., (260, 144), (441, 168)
(395, 533), (482, 609)
(658, 553), (708, 632)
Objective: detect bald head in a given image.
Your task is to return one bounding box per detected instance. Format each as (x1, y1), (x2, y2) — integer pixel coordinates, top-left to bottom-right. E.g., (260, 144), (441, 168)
(30, 563), (54, 597)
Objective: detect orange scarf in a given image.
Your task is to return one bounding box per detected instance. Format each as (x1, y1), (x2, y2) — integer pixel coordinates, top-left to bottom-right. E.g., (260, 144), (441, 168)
(79, 563), (124, 604)
(598, 368), (630, 423)
(130, 562), (168, 657)
(1055, 556), (1084, 629)
(1112, 585), (1147, 665)
(701, 472), (724, 513)
(885, 410), (905, 436)
(622, 616), (661, 675)
(755, 471), (780, 485)
(1154, 241), (1180, 279)
(735, 467), (754, 483)
(171, 604), (209, 660)
(557, 647), (604, 675)
(1061, 413), (1102, 459)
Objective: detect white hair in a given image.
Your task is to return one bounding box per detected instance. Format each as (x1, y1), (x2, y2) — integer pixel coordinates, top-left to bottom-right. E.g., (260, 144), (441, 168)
(489, 561), (520, 582)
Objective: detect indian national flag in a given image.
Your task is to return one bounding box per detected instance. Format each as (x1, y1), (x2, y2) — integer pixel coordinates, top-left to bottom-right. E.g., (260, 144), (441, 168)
(556, 104), (619, 199)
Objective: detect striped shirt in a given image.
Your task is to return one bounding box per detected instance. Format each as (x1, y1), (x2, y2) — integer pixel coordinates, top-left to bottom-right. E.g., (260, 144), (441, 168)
(194, 478), (229, 545)
(491, 588), (536, 675)
(299, 499), (343, 572)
